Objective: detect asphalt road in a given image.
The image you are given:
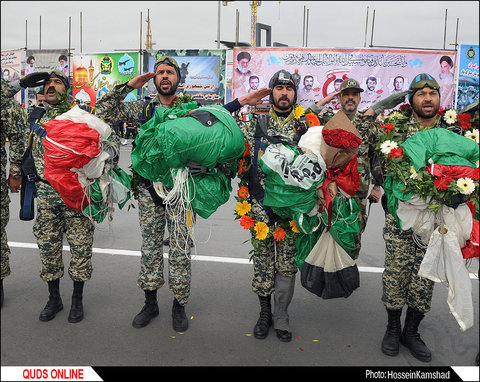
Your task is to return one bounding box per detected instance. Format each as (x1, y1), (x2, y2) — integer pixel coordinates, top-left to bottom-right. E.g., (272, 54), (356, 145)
(1, 142), (479, 379)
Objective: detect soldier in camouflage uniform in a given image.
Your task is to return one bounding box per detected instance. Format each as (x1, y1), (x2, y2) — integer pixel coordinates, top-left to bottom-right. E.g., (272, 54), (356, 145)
(235, 70), (313, 342)
(95, 56), (195, 332)
(1, 79), (27, 307)
(357, 73), (462, 362)
(7, 71), (120, 323)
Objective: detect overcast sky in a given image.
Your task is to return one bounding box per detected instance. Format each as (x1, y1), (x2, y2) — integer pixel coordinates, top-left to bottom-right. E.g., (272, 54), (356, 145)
(1, 1), (479, 54)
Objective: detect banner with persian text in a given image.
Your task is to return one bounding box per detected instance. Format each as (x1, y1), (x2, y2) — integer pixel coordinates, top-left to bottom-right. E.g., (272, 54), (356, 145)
(454, 44), (479, 111)
(72, 52), (139, 107)
(233, 47), (457, 111)
(1, 48), (24, 104)
(144, 49), (226, 105)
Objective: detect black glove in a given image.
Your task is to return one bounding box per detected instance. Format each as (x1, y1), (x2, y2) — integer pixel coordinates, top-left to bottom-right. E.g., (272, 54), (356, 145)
(372, 90), (411, 114)
(186, 161), (210, 176)
(19, 72), (50, 89)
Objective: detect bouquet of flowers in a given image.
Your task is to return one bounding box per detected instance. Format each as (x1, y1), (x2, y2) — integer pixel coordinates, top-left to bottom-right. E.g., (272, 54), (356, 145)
(376, 105), (479, 214)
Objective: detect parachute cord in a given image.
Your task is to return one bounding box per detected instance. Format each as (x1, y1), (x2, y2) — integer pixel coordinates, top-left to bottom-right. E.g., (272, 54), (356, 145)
(157, 168), (197, 259)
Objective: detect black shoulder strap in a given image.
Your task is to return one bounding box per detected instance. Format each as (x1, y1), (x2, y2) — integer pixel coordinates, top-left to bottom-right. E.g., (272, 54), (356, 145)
(141, 98), (156, 124)
(29, 107), (47, 139)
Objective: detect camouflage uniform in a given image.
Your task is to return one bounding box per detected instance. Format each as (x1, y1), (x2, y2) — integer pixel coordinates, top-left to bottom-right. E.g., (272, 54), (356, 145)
(1, 79), (27, 281)
(95, 83), (191, 305)
(236, 109), (309, 297)
(2, 80), (121, 283)
(358, 113), (459, 313)
(350, 111), (381, 259)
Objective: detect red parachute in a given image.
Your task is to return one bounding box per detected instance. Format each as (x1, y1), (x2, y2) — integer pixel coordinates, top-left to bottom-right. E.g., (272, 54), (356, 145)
(42, 119), (101, 211)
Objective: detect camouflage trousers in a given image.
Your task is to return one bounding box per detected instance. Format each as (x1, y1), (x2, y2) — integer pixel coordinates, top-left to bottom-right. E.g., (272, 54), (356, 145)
(382, 213), (434, 313)
(1, 189), (11, 280)
(136, 184), (192, 306)
(33, 197), (95, 282)
(249, 201), (297, 297)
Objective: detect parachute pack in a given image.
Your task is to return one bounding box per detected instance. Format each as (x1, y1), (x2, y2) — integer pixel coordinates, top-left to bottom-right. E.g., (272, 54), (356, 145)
(131, 101), (245, 219)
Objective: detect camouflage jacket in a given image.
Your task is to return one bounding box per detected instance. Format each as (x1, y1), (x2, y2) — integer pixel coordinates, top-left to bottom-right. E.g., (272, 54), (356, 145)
(351, 111), (381, 202)
(0, 81), (121, 206)
(1, 79), (27, 197)
(236, 107), (310, 201)
(95, 83), (166, 125)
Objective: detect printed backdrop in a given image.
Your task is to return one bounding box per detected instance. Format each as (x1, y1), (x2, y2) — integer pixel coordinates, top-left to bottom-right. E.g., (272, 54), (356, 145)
(144, 49), (226, 105)
(72, 52), (139, 107)
(233, 47), (457, 111)
(455, 44), (479, 111)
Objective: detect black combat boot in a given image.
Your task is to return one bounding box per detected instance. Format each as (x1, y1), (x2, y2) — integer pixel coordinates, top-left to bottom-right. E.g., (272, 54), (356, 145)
(132, 289), (159, 328)
(68, 281), (84, 323)
(172, 298), (188, 332)
(400, 307), (432, 362)
(381, 308), (402, 356)
(39, 279), (63, 321)
(253, 295), (272, 339)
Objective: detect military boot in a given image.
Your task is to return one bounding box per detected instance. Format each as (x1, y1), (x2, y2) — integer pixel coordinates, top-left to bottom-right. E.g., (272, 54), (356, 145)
(381, 308), (402, 356)
(253, 295), (272, 339)
(400, 307), (432, 362)
(132, 289), (159, 328)
(39, 279), (63, 321)
(68, 281), (84, 323)
(172, 298), (188, 332)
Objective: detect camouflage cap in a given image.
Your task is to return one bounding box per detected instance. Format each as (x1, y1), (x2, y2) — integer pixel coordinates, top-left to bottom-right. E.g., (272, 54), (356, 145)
(154, 56), (180, 82)
(339, 78), (364, 93)
(48, 70), (70, 90)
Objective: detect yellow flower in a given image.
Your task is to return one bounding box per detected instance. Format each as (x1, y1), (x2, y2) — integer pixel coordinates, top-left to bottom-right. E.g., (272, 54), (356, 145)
(236, 200), (251, 216)
(290, 220), (300, 233)
(294, 105), (305, 119)
(254, 222), (269, 240)
(457, 177), (475, 195)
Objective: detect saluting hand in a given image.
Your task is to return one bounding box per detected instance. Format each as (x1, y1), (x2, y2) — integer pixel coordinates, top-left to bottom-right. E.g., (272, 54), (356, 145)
(238, 87), (272, 106)
(127, 72), (156, 89)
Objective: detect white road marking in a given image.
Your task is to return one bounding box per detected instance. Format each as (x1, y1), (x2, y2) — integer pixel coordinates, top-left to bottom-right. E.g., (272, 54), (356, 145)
(8, 241), (478, 279)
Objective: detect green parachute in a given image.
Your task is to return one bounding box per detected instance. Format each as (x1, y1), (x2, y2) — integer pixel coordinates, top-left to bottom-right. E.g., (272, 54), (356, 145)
(131, 102), (245, 219)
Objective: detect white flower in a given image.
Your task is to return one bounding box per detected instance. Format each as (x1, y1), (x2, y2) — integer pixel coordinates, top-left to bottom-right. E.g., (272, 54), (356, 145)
(380, 140), (398, 155)
(443, 109), (457, 125)
(456, 177), (475, 195)
(465, 129), (479, 144)
(409, 166), (418, 179)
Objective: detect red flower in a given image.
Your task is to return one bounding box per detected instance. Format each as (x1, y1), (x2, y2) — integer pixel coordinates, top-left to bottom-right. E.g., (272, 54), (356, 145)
(323, 128), (362, 148)
(399, 104), (411, 111)
(237, 186), (249, 199)
(243, 142), (250, 156)
(273, 227), (286, 241)
(434, 175), (453, 191)
(239, 215), (255, 230)
(237, 159), (247, 175)
(438, 107), (445, 115)
(381, 123), (395, 133)
(306, 113), (321, 127)
(388, 147), (403, 159)
(457, 113), (472, 130)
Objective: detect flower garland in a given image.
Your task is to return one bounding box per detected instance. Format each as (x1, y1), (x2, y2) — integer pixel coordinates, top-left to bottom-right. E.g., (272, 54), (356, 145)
(234, 182), (300, 253)
(375, 104), (479, 213)
(234, 105), (308, 253)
